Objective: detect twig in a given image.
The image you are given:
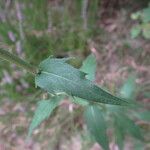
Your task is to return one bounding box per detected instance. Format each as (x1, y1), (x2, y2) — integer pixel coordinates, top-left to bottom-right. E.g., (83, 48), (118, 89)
(0, 44), (38, 75)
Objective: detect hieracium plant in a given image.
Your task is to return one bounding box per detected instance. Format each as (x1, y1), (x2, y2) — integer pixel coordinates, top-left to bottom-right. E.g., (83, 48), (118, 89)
(0, 45), (139, 150)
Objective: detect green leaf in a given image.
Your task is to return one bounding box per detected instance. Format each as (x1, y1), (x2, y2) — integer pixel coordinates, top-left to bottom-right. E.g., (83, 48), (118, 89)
(142, 7), (150, 23)
(84, 105), (109, 150)
(116, 114), (143, 141)
(80, 54), (96, 81)
(114, 115), (125, 150)
(35, 57), (130, 106)
(142, 23), (150, 39)
(72, 54), (96, 106)
(28, 96), (63, 137)
(131, 26), (141, 39)
(120, 75), (137, 99)
(135, 111), (150, 122)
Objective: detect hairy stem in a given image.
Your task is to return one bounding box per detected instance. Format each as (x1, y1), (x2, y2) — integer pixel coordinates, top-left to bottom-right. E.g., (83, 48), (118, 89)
(0, 47), (38, 75)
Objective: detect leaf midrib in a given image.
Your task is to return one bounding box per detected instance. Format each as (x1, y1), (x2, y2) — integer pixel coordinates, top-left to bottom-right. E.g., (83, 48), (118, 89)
(42, 71), (102, 100)
(42, 71), (81, 86)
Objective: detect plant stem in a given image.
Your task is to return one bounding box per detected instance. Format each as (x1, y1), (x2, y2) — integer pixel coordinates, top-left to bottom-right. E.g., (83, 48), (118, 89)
(0, 48), (38, 75)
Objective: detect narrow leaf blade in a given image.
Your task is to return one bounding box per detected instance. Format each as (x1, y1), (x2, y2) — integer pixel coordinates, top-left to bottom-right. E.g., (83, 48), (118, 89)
(84, 105), (109, 150)
(28, 96), (62, 137)
(114, 115), (125, 150)
(116, 114), (144, 141)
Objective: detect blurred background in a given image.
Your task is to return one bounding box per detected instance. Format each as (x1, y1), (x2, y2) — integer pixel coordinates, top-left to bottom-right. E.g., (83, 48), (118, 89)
(0, 0), (149, 150)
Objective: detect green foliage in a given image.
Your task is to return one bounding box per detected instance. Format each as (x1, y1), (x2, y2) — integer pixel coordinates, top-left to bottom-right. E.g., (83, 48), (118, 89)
(0, 1), (148, 149)
(131, 25), (141, 38)
(108, 75), (146, 150)
(115, 114), (143, 141)
(28, 54), (143, 149)
(142, 7), (150, 23)
(113, 112), (144, 150)
(142, 23), (150, 38)
(114, 115), (125, 150)
(28, 96), (63, 137)
(35, 57), (129, 106)
(120, 75), (137, 99)
(0, 0), (101, 101)
(131, 4), (150, 39)
(84, 105), (109, 150)
(134, 111), (150, 122)
(0, 49), (146, 149)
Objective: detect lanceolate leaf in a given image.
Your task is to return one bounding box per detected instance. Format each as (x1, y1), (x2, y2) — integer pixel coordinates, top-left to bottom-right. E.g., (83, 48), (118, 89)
(28, 96), (63, 137)
(116, 114), (143, 141)
(35, 57), (129, 106)
(84, 105), (109, 150)
(114, 115), (125, 150)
